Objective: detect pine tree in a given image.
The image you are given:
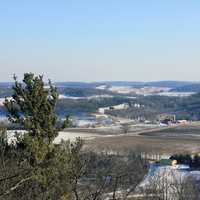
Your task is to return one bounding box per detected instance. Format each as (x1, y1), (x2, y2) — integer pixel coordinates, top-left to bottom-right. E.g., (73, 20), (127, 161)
(1, 73), (73, 199)
(5, 73), (60, 164)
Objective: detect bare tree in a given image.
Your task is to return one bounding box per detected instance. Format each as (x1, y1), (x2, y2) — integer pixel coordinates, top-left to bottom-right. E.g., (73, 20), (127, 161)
(140, 167), (200, 200)
(120, 123), (130, 134)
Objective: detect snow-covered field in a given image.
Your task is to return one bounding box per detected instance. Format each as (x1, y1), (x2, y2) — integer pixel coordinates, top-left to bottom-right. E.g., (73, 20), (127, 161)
(54, 131), (101, 143)
(0, 97), (12, 106)
(96, 85), (107, 90)
(0, 98), (5, 106)
(6, 130), (102, 144)
(157, 92), (196, 97)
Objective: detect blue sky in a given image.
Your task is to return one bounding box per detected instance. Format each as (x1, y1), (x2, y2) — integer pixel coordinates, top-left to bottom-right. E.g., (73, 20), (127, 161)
(0, 0), (200, 81)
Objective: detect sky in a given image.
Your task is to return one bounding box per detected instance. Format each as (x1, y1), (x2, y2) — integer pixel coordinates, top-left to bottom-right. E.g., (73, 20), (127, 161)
(0, 0), (200, 82)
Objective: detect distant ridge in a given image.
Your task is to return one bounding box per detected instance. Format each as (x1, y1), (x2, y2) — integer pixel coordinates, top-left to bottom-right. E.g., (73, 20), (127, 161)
(170, 83), (200, 92)
(0, 81), (199, 90)
(55, 81), (197, 89)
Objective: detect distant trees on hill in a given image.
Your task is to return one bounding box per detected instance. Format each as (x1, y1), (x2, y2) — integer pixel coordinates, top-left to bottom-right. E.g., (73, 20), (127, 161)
(0, 87), (13, 98)
(58, 87), (114, 97)
(170, 84), (200, 92)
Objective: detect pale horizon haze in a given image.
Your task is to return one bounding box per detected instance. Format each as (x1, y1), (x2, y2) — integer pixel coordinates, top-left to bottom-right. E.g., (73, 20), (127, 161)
(0, 1), (200, 82)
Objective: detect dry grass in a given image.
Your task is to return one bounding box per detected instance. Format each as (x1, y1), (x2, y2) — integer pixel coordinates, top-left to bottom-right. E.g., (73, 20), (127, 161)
(84, 123), (200, 155)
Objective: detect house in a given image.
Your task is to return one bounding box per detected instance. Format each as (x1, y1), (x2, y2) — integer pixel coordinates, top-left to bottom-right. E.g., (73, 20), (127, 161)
(157, 114), (176, 125)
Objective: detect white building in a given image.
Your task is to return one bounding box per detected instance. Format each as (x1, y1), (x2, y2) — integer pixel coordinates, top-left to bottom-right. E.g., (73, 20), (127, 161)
(98, 103), (129, 114)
